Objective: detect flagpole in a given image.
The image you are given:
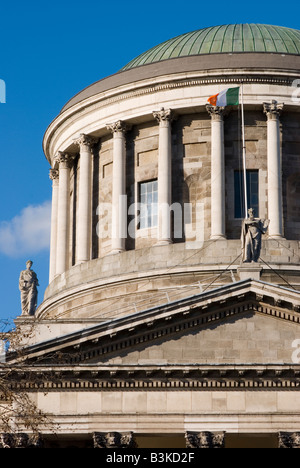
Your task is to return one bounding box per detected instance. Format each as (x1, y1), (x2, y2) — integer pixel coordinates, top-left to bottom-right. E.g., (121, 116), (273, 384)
(240, 83), (248, 218)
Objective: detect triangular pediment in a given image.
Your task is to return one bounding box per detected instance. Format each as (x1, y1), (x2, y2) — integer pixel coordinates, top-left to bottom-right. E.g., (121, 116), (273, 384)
(11, 279), (300, 367)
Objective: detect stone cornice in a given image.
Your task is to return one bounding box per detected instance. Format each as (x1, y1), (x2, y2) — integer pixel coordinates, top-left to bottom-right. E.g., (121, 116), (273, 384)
(43, 69), (300, 164)
(3, 364), (300, 391)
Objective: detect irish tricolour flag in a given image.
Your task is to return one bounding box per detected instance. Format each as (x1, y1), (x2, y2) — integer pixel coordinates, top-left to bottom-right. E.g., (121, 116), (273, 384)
(208, 87), (240, 107)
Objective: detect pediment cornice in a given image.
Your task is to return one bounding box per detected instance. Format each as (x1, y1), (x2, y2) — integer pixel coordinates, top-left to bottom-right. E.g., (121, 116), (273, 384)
(10, 279), (300, 364)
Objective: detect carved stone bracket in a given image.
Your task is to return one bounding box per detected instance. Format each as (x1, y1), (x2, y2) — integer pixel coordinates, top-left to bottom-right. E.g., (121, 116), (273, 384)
(278, 432), (300, 448)
(185, 431), (226, 449)
(93, 432), (136, 449)
(0, 433), (43, 448)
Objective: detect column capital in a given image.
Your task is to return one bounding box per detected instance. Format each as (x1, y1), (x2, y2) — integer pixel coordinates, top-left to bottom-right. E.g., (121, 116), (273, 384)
(93, 432), (136, 448)
(185, 431), (226, 449)
(263, 100), (284, 120)
(279, 432), (300, 448)
(73, 133), (98, 150)
(206, 104), (226, 120)
(49, 168), (59, 183)
(153, 107), (173, 124)
(106, 120), (129, 134)
(0, 433), (43, 448)
(55, 151), (74, 169)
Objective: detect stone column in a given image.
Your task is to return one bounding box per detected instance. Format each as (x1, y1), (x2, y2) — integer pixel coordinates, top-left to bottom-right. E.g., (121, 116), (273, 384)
(153, 108), (173, 245)
(185, 431), (226, 449)
(49, 169), (59, 283)
(106, 121), (128, 254)
(93, 432), (136, 448)
(263, 100), (284, 238)
(206, 105), (226, 239)
(55, 152), (72, 275)
(74, 134), (97, 264)
(278, 432), (300, 448)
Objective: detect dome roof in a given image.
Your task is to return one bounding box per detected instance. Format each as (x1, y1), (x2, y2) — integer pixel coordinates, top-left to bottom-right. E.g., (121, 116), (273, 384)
(122, 24), (300, 70)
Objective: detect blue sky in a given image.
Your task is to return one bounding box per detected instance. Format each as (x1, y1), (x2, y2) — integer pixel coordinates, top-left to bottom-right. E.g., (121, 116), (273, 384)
(0, 0), (299, 325)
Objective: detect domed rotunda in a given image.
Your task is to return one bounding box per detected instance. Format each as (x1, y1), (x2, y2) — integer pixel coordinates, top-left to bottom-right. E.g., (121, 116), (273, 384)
(12, 24), (300, 448)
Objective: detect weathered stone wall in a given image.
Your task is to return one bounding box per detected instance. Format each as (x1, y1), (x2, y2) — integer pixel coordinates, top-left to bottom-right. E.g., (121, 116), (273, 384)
(282, 111), (300, 240)
(225, 110), (268, 239)
(103, 312), (299, 365)
(41, 240), (300, 323)
(66, 110), (300, 265)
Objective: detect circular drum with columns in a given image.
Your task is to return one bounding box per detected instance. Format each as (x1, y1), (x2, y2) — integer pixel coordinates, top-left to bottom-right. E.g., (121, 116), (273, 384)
(41, 23), (300, 337)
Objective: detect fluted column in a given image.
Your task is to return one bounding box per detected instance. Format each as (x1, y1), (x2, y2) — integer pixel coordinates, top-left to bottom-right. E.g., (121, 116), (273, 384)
(49, 169), (59, 282)
(206, 104), (226, 239)
(55, 152), (72, 275)
(74, 134), (97, 264)
(153, 108), (173, 245)
(263, 100), (284, 238)
(106, 121), (128, 254)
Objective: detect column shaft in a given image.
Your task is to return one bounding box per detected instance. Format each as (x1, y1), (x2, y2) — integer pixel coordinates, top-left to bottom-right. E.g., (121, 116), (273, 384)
(49, 169), (59, 282)
(107, 121), (127, 254)
(74, 134), (96, 264)
(207, 105), (226, 239)
(263, 100), (284, 238)
(56, 153), (72, 275)
(153, 108), (173, 245)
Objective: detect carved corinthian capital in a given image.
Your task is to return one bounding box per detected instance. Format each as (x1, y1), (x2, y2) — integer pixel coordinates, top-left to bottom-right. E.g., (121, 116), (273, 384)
(185, 431), (226, 449)
(55, 151), (73, 169)
(106, 120), (128, 134)
(93, 432), (136, 449)
(73, 133), (98, 150)
(153, 107), (173, 124)
(49, 168), (59, 182)
(206, 104), (226, 120)
(0, 433), (43, 448)
(263, 100), (284, 120)
(279, 432), (300, 448)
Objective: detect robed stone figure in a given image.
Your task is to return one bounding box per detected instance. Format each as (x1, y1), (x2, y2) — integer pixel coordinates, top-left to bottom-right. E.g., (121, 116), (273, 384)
(19, 260), (39, 316)
(241, 208), (269, 263)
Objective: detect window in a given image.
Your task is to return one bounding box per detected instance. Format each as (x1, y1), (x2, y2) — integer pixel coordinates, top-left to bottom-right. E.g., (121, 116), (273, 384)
(234, 170), (259, 219)
(139, 180), (158, 229)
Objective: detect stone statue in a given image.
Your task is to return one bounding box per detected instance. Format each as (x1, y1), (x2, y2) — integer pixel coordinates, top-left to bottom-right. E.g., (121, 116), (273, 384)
(241, 208), (269, 263)
(19, 260), (39, 316)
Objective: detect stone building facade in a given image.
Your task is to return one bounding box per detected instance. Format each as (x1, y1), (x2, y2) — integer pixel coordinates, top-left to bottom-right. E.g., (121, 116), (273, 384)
(6, 24), (300, 448)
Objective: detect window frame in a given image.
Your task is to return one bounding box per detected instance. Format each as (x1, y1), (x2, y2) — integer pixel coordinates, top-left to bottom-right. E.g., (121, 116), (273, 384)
(138, 179), (158, 230)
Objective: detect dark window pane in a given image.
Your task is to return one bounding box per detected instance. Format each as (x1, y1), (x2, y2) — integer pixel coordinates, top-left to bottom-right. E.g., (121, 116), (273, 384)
(234, 170), (259, 218)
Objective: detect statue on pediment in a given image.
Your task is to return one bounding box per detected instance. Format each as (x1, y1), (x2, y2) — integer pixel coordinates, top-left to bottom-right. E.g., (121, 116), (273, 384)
(19, 260), (39, 316)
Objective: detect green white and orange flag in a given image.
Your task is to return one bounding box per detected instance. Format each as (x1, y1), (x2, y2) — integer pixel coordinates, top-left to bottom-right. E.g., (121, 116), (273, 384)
(207, 87), (240, 107)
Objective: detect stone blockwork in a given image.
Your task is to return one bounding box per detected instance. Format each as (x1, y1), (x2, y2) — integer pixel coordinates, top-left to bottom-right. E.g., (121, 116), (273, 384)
(225, 110), (268, 239)
(60, 108), (300, 266)
(101, 312), (300, 366)
(282, 112), (300, 240)
(39, 240), (300, 323)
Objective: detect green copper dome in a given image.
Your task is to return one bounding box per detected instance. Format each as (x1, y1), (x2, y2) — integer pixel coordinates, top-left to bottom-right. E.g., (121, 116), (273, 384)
(122, 24), (300, 70)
